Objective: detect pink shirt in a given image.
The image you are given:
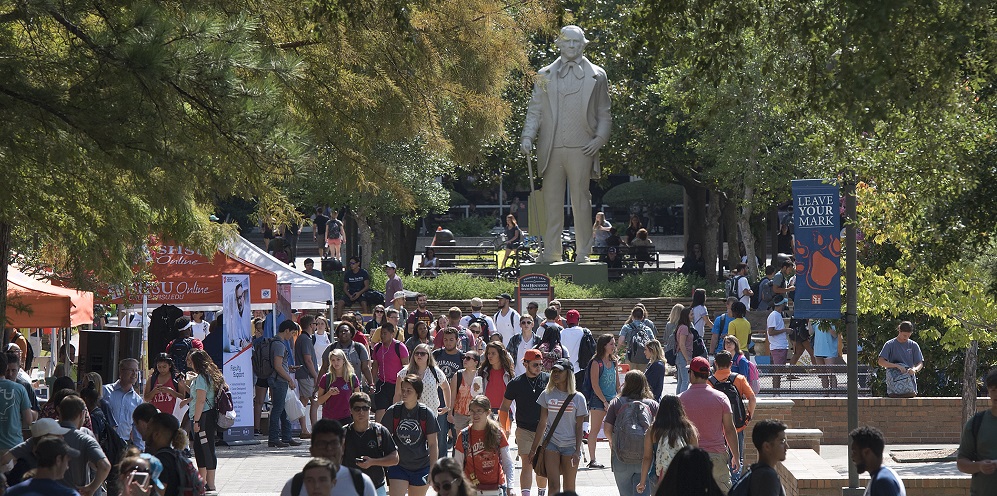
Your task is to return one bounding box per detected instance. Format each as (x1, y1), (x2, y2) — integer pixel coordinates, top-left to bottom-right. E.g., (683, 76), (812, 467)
(373, 340), (409, 383)
(678, 383), (732, 454)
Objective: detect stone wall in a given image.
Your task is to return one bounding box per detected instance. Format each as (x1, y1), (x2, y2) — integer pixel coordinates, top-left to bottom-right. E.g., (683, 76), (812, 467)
(779, 397), (987, 444)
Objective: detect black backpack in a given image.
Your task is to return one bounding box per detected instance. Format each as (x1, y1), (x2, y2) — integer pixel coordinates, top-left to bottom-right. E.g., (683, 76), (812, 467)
(726, 275), (745, 299)
(292, 466), (365, 495)
(168, 337), (194, 373)
(709, 373), (747, 429)
(252, 337), (278, 380)
(577, 328), (597, 367)
(468, 315), (492, 340)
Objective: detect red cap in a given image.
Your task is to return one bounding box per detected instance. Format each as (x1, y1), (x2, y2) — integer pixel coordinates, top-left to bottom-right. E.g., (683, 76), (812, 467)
(523, 349), (543, 362)
(689, 356), (711, 375)
(566, 309), (580, 324)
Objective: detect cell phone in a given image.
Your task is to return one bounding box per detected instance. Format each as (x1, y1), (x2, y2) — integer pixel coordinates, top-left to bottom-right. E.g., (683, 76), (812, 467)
(356, 457), (365, 463)
(129, 471), (150, 487)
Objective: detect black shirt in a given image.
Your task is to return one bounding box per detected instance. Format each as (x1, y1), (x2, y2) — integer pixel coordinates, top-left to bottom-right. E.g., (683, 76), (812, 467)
(314, 214), (329, 237)
(503, 372), (550, 431)
(343, 422), (397, 488)
(433, 349), (463, 380)
(344, 268), (370, 294)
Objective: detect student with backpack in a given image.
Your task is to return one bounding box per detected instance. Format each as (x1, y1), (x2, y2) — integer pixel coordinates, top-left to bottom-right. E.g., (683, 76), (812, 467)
(317, 348), (361, 424)
(663, 304), (683, 368)
(724, 336), (761, 394)
(690, 289), (713, 352)
(343, 393), (399, 496)
(675, 307), (707, 394)
(643, 340), (667, 400)
(637, 395), (699, 495)
(710, 351), (757, 483)
(477, 342), (515, 433)
(145, 412), (207, 496)
(583, 334), (619, 469)
(709, 297), (737, 356)
(449, 351), (483, 437)
(603, 371), (659, 496)
(383, 374), (439, 496)
(454, 396), (516, 496)
(144, 353), (185, 418)
(618, 305), (657, 372)
(167, 317), (204, 374)
(187, 349), (227, 493)
(282, 418), (378, 496)
(370, 323), (410, 423)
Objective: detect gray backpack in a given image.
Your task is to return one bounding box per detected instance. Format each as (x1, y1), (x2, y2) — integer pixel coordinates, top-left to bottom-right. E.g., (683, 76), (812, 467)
(614, 398), (652, 463)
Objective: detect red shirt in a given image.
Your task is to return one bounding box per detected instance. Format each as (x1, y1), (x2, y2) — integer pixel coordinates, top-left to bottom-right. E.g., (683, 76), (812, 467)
(456, 427), (509, 488)
(484, 368), (507, 408)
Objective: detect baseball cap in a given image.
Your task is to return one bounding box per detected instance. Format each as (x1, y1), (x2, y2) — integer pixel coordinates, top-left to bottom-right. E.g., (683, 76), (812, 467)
(392, 291), (406, 301)
(384, 261), (397, 269)
(552, 358), (574, 372)
(470, 297), (483, 308)
(565, 309), (580, 324)
(496, 293), (513, 301)
(140, 453), (167, 491)
(688, 356), (711, 375)
(523, 349), (543, 362)
(30, 418), (70, 437)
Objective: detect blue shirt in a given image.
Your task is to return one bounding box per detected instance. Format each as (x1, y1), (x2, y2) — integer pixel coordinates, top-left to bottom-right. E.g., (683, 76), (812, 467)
(7, 478), (80, 496)
(645, 360), (665, 400)
(813, 322), (839, 358)
(866, 465), (906, 496)
(0, 378), (30, 451)
(103, 381), (144, 450)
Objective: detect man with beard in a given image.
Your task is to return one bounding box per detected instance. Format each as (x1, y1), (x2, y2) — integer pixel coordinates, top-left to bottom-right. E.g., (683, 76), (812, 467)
(406, 294), (433, 339)
(500, 349), (550, 496)
(231, 282), (252, 348)
(281, 419), (377, 496)
(432, 328), (464, 456)
(850, 426), (906, 496)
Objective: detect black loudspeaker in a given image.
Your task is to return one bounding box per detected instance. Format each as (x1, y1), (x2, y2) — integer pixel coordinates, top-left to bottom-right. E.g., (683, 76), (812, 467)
(114, 326), (143, 366)
(78, 329), (121, 385)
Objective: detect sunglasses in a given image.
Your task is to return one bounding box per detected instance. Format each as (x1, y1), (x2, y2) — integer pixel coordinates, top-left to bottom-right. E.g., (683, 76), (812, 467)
(414, 351), (429, 357)
(462, 356), (478, 361)
(351, 405), (371, 412)
(375, 310), (384, 314)
(520, 321), (532, 325)
(433, 477), (460, 492)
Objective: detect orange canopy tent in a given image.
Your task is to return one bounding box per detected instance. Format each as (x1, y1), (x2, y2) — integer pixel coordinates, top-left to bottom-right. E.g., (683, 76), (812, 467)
(109, 243), (277, 306)
(6, 267), (94, 328)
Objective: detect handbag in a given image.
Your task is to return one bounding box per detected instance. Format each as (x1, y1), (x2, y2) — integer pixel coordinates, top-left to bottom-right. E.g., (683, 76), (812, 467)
(885, 367), (917, 397)
(532, 392), (577, 478)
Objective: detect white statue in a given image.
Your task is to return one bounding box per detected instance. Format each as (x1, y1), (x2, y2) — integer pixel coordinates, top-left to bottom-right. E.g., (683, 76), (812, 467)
(521, 25), (612, 263)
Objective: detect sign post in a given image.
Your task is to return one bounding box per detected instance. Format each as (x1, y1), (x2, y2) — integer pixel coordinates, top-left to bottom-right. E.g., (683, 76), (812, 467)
(515, 273), (554, 317)
(222, 274), (256, 444)
(791, 179), (842, 319)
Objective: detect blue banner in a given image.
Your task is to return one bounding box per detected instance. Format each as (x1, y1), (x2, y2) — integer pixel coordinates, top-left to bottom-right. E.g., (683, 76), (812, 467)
(791, 179), (842, 319)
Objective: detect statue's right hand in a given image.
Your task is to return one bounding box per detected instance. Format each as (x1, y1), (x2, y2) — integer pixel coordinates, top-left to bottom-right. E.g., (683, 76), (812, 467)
(520, 138), (532, 155)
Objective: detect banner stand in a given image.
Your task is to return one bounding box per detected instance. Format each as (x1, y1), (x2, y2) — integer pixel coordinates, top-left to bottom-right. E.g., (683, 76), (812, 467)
(219, 274), (258, 445)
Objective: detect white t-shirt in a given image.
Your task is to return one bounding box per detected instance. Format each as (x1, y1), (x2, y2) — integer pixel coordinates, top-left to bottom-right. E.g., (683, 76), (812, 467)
(736, 277), (752, 308)
(313, 333), (333, 364)
(281, 465), (377, 496)
(513, 334), (537, 377)
(691, 305), (709, 334)
(492, 308), (520, 347)
(560, 326), (584, 371)
(767, 310), (788, 350)
(459, 313), (497, 335)
(190, 321), (210, 341)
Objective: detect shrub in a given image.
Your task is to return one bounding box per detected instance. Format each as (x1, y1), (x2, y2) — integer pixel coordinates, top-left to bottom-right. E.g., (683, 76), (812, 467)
(446, 216), (495, 237)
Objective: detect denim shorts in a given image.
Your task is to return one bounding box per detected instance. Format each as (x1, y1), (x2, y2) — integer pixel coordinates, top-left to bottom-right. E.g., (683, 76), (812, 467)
(590, 395), (606, 411)
(387, 465), (430, 486)
(546, 444), (577, 456)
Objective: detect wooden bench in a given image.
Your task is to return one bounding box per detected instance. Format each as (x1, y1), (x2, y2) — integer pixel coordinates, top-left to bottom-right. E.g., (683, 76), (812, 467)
(416, 245), (499, 277)
(755, 364), (874, 396)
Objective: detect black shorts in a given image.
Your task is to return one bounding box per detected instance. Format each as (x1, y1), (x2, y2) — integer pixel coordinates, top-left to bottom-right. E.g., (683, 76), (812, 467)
(374, 380), (396, 410)
(255, 378), (269, 388)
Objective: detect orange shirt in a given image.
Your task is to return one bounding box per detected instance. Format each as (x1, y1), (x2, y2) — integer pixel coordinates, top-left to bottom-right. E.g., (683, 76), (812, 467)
(710, 368), (756, 432)
(456, 428), (509, 489)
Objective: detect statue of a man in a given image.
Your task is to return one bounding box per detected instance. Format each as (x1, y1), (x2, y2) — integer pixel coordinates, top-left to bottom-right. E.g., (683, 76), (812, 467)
(521, 25), (612, 263)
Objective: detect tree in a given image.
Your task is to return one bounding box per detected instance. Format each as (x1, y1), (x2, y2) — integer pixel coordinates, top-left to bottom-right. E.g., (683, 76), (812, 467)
(1, 1), (306, 325)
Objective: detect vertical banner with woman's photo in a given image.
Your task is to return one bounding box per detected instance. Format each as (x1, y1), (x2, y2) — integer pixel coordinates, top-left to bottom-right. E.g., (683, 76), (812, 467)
(222, 274), (254, 441)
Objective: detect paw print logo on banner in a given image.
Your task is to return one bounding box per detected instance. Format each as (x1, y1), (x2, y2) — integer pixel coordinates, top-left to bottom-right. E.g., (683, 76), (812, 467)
(794, 231), (840, 289)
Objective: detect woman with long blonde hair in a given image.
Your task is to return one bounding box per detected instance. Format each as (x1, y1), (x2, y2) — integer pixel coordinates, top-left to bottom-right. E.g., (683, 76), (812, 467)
(644, 340), (667, 399)
(454, 396), (516, 495)
(394, 343), (451, 421)
(529, 359), (587, 494)
(316, 348), (358, 424)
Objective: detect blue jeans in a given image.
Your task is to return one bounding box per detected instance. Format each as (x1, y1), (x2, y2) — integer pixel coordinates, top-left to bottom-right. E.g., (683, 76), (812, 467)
(675, 354), (690, 394)
(730, 430), (745, 483)
(438, 412), (453, 457)
(268, 378), (292, 443)
(612, 452), (651, 496)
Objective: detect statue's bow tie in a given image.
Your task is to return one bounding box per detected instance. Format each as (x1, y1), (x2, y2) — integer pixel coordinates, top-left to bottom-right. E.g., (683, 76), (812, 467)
(558, 61), (583, 79)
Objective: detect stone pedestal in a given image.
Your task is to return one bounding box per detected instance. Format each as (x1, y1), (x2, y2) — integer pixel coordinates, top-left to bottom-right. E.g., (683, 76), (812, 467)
(521, 261), (608, 286)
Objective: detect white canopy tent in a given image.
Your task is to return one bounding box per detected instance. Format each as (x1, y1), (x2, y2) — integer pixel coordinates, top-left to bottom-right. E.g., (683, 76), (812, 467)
(222, 236), (335, 309)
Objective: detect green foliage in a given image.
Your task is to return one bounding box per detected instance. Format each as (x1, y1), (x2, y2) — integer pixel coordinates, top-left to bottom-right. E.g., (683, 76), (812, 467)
(445, 216), (495, 237)
(394, 271), (707, 300)
(601, 181), (683, 208)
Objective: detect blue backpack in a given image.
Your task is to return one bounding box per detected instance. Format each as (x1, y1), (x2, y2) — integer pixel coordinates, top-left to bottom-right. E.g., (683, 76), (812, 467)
(578, 359), (605, 403)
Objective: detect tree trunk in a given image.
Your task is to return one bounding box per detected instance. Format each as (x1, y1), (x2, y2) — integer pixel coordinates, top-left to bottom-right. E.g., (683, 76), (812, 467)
(964, 340), (980, 423)
(684, 184), (708, 254)
(722, 197), (740, 271)
(738, 184), (759, 280)
(705, 191), (722, 283)
(0, 222), (9, 340)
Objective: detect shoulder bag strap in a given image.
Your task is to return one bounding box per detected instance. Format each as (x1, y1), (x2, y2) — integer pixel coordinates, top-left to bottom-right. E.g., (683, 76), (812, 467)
(539, 392), (576, 451)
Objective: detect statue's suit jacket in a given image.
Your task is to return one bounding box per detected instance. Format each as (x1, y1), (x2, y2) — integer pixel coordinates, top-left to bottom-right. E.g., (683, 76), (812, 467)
(521, 56), (612, 179)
